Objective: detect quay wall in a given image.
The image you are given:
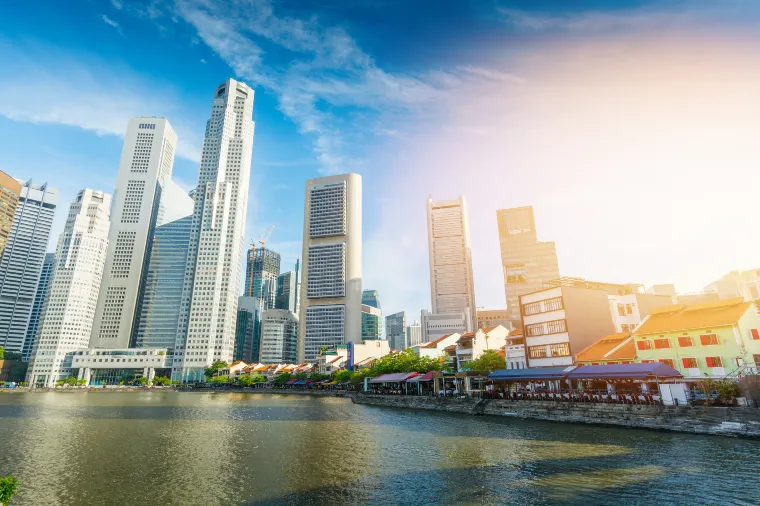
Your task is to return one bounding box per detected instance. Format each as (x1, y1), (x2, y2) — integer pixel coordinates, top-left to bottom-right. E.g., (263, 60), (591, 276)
(352, 394), (760, 438)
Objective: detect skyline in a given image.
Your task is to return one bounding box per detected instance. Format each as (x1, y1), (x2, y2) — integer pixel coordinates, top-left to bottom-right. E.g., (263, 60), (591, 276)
(1, 1), (759, 322)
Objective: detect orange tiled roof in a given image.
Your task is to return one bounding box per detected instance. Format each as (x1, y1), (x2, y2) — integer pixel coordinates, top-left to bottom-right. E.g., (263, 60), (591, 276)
(461, 331), (478, 338)
(508, 328), (522, 336)
(482, 326), (501, 333)
(443, 345), (456, 352)
(575, 333), (634, 363)
(636, 297), (752, 334)
(421, 333), (453, 348)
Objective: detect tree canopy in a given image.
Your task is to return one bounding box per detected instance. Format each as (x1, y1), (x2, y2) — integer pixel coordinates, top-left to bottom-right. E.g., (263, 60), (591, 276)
(204, 360), (227, 378)
(356, 349), (444, 379)
(333, 370), (352, 383)
(462, 350), (505, 373)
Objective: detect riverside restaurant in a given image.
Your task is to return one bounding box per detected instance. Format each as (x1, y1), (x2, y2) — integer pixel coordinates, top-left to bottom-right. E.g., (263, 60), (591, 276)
(486, 363), (687, 405)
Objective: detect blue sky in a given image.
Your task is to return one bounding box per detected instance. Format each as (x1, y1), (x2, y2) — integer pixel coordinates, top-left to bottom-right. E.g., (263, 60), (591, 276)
(1, 0), (760, 322)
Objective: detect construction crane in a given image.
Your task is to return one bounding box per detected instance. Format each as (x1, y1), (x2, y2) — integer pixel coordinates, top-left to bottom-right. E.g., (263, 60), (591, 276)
(247, 226), (275, 296)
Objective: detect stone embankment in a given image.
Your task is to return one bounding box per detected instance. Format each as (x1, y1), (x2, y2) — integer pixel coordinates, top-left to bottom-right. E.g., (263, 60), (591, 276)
(352, 394), (760, 438)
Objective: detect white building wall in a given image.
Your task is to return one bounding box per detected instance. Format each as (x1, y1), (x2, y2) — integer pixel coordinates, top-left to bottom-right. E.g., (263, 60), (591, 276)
(520, 287), (573, 367)
(298, 174), (362, 362)
(173, 80), (255, 382)
(28, 189), (111, 387)
(90, 118), (177, 349)
(426, 195), (476, 331)
(260, 309), (298, 364)
(421, 309), (467, 344)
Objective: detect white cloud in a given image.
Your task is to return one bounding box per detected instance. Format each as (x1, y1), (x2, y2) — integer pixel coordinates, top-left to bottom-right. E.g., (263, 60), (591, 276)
(101, 14), (124, 36)
(0, 41), (202, 163)
(199, 58), (206, 64)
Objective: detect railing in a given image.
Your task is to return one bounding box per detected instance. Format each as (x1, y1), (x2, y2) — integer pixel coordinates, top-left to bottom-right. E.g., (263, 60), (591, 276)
(723, 364), (760, 380)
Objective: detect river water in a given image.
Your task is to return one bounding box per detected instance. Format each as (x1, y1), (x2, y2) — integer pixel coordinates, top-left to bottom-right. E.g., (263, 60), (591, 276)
(0, 392), (759, 505)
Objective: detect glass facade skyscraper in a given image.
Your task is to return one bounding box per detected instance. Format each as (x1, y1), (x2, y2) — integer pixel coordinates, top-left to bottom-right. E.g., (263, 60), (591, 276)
(245, 247), (281, 308)
(361, 290), (383, 340)
(134, 215), (192, 349)
(385, 311), (407, 350)
(23, 252), (55, 361)
(0, 180), (58, 355)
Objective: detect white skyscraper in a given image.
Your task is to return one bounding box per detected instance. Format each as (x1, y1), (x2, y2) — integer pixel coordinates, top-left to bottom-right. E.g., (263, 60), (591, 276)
(426, 195), (476, 332)
(22, 252), (55, 361)
(260, 309), (299, 364)
(0, 180), (58, 355)
(28, 189), (111, 387)
(298, 174), (362, 363)
(172, 79), (255, 382)
(90, 117), (177, 349)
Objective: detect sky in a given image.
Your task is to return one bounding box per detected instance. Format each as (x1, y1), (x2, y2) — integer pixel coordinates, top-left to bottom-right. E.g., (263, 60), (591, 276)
(1, 0), (759, 324)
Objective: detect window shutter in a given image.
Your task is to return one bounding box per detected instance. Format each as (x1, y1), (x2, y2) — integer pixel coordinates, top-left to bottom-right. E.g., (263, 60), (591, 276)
(681, 358), (690, 368)
(752, 329), (760, 340)
(706, 357), (713, 367)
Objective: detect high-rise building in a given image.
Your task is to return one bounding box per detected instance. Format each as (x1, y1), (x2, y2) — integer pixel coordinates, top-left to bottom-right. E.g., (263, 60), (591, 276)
(406, 321), (422, 347)
(476, 308), (514, 332)
(245, 247), (281, 308)
(385, 311), (407, 350)
(173, 79), (255, 382)
(298, 173), (362, 363)
(0, 171), (22, 259)
(90, 117), (178, 349)
(23, 252), (55, 361)
(426, 195), (476, 331)
(421, 309), (467, 344)
(27, 189), (111, 387)
(361, 304), (383, 340)
(133, 183), (194, 349)
(275, 263), (299, 313)
(260, 309), (298, 364)
(496, 206), (560, 320)
(0, 180), (58, 355)
(361, 289), (383, 340)
(234, 296), (262, 363)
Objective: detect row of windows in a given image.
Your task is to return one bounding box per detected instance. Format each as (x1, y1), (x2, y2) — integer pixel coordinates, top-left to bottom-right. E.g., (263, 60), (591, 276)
(636, 334), (721, 350)
(642, 357), (725, 369)
(525, 319), (567, 337)
(528, 343), (570, 359)
(523, 296), (563, 316)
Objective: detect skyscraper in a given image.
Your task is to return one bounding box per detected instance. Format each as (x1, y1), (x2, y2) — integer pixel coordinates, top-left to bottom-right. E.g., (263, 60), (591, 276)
(385, 311), (407, 350)
(0, 180), (58, 355)
(133, 183), (194, 349)
(406, 321), (422, 347)
(260, 309), (298, 364)
(23, 252), (55, 361)
(0, 171), (21, 259)
(426, 195), (477, 331)
(298, 173), (362, 363)
(245, 247), (281, 307)
(275, 264), (299, 314)
(234, 296), (262, 363)
(27, 189), (111, 387)
(496, 206), (559, 319)
(361, 289), (383, 340)
(90, 117), (178, 349)
(173, 79), (255, 382)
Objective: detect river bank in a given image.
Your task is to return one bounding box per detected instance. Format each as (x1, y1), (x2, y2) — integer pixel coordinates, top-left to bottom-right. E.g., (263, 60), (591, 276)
(353, 394), (760, 438)
(0, 387), (345, 396)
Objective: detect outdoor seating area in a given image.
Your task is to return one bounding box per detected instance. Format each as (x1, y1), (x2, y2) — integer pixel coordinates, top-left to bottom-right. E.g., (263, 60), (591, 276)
(486, 363), (683, 405)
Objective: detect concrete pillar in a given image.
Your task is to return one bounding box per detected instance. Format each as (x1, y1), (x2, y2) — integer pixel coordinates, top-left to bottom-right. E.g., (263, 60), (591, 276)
(148, 368), (155, 383)
(77, 368), (83, 380)
(85, 368), (91, 387)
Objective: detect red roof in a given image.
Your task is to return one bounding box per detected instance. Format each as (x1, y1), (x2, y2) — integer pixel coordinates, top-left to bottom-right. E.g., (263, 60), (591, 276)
(421, 333), (453, 348)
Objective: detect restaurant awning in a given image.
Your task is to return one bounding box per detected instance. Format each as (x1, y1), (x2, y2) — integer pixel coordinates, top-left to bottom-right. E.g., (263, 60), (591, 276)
(406, 371), (434, 383)
(293, 380), (307, 385)
(567, 363), (683, 380)
(286, 379), (298, 385)
(488, 366), (577, 381)
(369, 372), (419, 384)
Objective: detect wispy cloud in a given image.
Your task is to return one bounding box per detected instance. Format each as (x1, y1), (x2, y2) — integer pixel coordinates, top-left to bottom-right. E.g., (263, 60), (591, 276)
(101, 14), (124, 36)
(0, 41), (202, 162)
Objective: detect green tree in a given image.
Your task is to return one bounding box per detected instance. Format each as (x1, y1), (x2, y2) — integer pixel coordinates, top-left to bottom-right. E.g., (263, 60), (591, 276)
(237, 374), (255, 387)
(63, 376), (78, 386)
(273, 373), (293, 385)
(318, 346), (330, 355)
(251, 374), (267, 383)
(55, 380), (64, 387)
(333, 370), (352, 383)
(76, 379), (87, 386)
(0, 346), (3, 360)
(715, 379), (740, 405)
(0, 474), (20, 505)
(136, 376), (148, 386)
(209, 375), (229, 384)
(309, 373), (329, 382)
(463, 350), (506, 373)
(153, 376), (171, 386)
(204, 360), (227, 379)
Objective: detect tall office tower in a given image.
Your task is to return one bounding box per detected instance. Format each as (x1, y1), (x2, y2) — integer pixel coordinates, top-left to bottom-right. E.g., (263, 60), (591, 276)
(173, 79), (255, 382)
(133, 183), (194, 349)
(385, 311), (407, 350)
(406, 321), (422, 347)
(90, 117), (177, 349)
(298, 174), (362, 363)
(0, 171), (22, 259)
(234, 296), (262, 363)
(27, 189), (111, 387)
(22, 252), (55, 361)
(496, 206), (560, 319)
(259, 309), (299, 364)
(361, 289), (383, 340)
(276, 266), (299, 313)
(426, 195), (477, 332)
(245, 247), (281, 307)
(0, 180), (58, 355)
